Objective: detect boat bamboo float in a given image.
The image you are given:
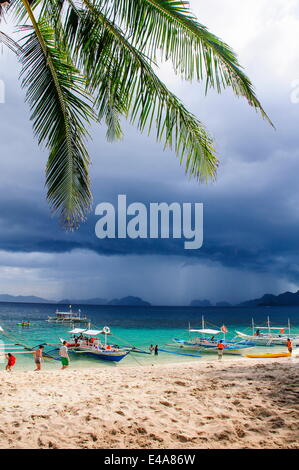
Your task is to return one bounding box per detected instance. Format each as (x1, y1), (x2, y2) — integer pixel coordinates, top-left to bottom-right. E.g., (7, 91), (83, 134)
(246, 352), (291, 358)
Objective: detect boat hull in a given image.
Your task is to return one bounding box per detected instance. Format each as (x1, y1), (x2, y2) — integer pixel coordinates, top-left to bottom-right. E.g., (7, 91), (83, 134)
(235, 331), (299, 346)
(75, 349), (129, 362)
(67, 345), (130, 362)
(47, 319), (89, 323)
(171, 339), (253, 355)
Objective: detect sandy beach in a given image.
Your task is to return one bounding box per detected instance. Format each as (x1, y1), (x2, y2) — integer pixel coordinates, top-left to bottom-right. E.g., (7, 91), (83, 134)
(0, 357), (298, 449)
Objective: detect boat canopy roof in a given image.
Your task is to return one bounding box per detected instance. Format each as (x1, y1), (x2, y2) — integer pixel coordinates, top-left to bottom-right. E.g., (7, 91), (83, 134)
(56, 311), (79, 315)
(189, 328), (221, 335)
(68, 328), (111, 335)
(69, 328), (86, 334)
(83, 329), (102, 336)
(255, 327), (286, 330)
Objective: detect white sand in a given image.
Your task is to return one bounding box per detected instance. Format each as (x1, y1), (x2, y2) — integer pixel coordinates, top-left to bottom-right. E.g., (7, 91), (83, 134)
(0, 357), (298, 449)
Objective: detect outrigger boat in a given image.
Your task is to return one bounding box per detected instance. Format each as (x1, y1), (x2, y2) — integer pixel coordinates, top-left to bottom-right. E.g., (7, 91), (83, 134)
(235, 317), (299, 346)
(59, 326), (131, 362)
(47, 305), (90, 324)
(170, 317), (254, 355)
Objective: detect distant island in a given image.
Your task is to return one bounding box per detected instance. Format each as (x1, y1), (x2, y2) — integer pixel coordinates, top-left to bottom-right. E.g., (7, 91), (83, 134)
(238, 290), (299, 307)
(0, 294), (49, 303)
(190, 291), (299, 307)
(1, 290), (299, 307)
(0, 294), (151, 307)
(59, 296), (151, 307)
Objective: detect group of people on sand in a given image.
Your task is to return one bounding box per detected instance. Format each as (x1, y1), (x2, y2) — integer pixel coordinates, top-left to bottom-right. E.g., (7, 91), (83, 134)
(4, 341), (71, 372)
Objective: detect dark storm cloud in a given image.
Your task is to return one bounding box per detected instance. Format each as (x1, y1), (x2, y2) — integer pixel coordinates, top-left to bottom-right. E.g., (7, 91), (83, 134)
(1, 1), (299, 302)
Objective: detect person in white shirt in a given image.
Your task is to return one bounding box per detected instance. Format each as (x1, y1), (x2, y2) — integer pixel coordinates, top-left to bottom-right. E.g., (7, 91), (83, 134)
(59, 341), (70, 369)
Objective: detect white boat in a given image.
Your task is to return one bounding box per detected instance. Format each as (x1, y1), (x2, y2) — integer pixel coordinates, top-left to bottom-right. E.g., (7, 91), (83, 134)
(235, 317), (299, 346)
(171, 317), (254, 355)
(59, 326), (130, 362)
(47, 305), (90, 324)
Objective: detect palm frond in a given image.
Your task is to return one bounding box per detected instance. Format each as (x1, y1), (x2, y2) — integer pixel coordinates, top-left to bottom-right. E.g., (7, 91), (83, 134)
(18, 14), (94, 228)
(93, 0), (272, 125)
(64, 1), (217, 180)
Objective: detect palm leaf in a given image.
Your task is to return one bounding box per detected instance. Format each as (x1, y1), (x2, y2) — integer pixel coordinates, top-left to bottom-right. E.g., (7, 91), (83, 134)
(0, 30), (21, 53)
(64, 1), (218, 180)
(18, 12), (94, 228)
(93, 0), (272, 125)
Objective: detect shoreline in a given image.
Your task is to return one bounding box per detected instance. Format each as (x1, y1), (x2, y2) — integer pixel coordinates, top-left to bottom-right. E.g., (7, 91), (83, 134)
(0, 357), (298, 449)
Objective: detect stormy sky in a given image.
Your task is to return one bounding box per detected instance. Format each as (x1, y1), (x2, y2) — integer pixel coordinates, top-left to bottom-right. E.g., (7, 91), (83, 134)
(0, 0), (299, 305)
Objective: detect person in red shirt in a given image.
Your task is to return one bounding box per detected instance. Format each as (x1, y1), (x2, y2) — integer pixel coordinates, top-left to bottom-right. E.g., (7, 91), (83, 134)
(217, 340), (225, 360)
(5, 353), (16, 372)
(287, 338), (293, 354)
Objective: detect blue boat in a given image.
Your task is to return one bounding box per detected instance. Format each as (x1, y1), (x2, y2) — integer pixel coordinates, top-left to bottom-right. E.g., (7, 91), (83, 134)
(60, 326), (131, 362)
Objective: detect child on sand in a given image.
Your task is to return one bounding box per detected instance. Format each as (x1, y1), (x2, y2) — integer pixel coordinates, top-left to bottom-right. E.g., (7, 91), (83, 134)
(5, 353), (16, 372)
(287, 338), (293, 354)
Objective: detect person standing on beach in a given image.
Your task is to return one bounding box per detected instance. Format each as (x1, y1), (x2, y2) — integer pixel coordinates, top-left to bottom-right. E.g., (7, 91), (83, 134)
(59, 341), (70, 369)
(5, 353), (16, 372)
(287, 338), (293, 354)
(154, 345), (158, 356)
(217, 340), (224, 360)
(149, 344), (154, 354)
(33, 345), (44, 371)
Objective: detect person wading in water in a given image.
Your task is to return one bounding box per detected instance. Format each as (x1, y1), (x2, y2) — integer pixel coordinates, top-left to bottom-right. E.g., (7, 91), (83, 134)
(217, 340), (225, 360)
(287, 338), (293, 354)
(33, 345), (44, 371)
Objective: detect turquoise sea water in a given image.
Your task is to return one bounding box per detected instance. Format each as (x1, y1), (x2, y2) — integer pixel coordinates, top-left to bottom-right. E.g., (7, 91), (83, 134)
(0, 303), (298, 370)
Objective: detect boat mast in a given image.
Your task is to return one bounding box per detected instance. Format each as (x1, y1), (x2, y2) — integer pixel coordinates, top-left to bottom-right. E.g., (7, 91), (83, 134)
(202, 315), (205, 329)
(267, 316), (270, 334)
(252, 317), (254, 336)
(288, 318), (291, 336)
